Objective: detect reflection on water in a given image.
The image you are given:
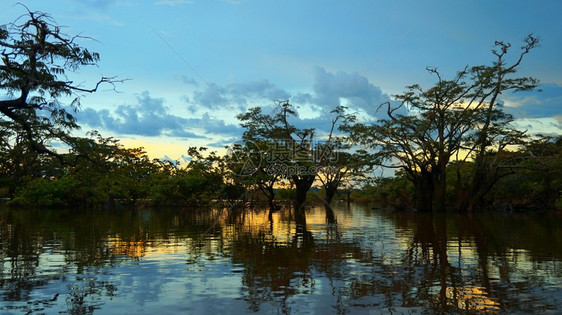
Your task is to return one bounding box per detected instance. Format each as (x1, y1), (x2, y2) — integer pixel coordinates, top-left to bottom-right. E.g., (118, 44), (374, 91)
(1, 204), (561, 313)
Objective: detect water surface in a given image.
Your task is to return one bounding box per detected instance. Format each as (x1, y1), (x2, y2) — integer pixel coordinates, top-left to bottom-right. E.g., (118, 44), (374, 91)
(1, 204), (561, 314)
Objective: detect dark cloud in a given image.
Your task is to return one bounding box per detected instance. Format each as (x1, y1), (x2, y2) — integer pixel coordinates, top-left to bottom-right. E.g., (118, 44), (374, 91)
(293, 92), (313, 104)
(78, 91), (191, 137)
(77, 91), (241, 138)
(504, 83), (562, 119)
(185, 113), (243, 136)
(186, 69), (397, 128)
(75, 71), (408, 143)
(182, 70), (404, 137)
(190, 79), (290, 112)
(191, 83), (229, 110)
(229, 79), (290, 102)
(308, 66), (393, 117)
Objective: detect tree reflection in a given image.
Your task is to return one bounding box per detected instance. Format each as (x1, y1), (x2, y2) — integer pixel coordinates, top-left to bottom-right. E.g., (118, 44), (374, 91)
(228, 205), (370, 313)
(1, 206), (561, 313)
(340, 210), (561, 313)
(228, 206), (313, 313)
(324, 204), (337, 224)
(0, 207), (224, 313)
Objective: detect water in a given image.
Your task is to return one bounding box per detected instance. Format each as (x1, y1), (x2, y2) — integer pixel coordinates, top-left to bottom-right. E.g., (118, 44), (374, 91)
(1, 203), (561, 314)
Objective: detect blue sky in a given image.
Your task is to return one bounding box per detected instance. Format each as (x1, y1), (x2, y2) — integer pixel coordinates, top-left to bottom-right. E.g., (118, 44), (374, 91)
(1, 0), (561, 160)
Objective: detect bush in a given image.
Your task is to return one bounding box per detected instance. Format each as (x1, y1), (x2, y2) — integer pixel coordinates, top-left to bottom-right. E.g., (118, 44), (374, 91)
(9, 178), (73, 207)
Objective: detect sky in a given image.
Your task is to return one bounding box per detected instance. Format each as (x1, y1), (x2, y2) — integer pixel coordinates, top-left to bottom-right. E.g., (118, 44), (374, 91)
(1, 0), (561, 162)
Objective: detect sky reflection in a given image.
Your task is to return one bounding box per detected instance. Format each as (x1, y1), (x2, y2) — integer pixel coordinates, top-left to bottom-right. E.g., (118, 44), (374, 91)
(1, 205), (561, 313)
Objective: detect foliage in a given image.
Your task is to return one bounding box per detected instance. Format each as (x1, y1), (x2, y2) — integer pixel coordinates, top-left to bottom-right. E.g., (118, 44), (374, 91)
(236, 102), (359, 210)
(9, 177), (72, 207)
(0, 7), (120, 160)
(224, 139), (283, 208)
(372, 172), (415, 207)
(150, 147), (230, 207)
(275, 188), (296, 201)
(487, 136), (562, 210)
(236, 101), (318, 210)
(345, 35), (540, 211)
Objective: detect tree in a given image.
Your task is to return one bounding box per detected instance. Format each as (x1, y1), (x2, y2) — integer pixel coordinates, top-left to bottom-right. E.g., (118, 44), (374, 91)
(0, 8), (119, 162)
(237, 102), (353, 212)
(346, 35), (539, 211)
(488, 135), (562, 210)
(237, 101), (316, 211)
(456, 35), (539, 211)
(317, 149), (373, 207)
(315, 106), (371, 209)
(151, 146), (229, 207)
(224, 139), (282, 210)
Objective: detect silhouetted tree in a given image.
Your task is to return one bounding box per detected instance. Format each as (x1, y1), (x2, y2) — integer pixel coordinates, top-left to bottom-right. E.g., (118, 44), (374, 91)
(345, 35), (539, 211)
(0, 7), (120, 162)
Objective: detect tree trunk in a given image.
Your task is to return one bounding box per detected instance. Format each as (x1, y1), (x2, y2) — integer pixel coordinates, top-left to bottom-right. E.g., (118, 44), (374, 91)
(267, 194), (275, 211)
(457, 161), (502, 212)
(293, 174), (315, 212)
(433, 166), (447, 212)
(324, 183), (337, 206)
(414, 173), (434, 211)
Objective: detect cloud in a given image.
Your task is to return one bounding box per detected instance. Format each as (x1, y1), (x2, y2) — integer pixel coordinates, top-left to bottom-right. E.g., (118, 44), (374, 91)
(503, 83), (562, 119)
(190, 79), (290, 112)
(183, 70), (402, 137)
(207, 137), (240, 148)
(185, 113), (243, 136)
(180, 75), (199, 86)
(77, 91), (241, 138)
(511, 117), (562, 137)
(305, 66), (393, 118)
(187, 69), (396, 125)
(75, 71), (405, 145)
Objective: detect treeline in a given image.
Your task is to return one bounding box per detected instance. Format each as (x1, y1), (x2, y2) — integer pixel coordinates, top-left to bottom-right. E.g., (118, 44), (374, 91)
(1, 108), (559, 211)
(0, 10), (560, 211)
(363, 135), (562, 211)
(0, 129), (343, 209)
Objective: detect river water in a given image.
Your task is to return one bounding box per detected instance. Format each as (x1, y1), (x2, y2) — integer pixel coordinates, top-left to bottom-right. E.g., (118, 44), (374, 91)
(1, 203), (561, 314)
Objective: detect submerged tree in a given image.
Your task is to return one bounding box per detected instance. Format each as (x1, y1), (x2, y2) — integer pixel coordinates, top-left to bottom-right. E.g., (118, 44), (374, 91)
(237, 102), (354, 212)
(315, 106), (369, 208)
(0, 8), (120, 162)
(457, 35), (539, 211)
(237, 101), (315, 211)
(346, 35), (539, 211)
(224, 139), (282, 210)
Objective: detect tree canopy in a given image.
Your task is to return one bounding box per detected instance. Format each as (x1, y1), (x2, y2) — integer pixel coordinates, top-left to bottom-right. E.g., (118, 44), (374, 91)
(0, 8), (119, 161)
(345, 35), (541, 211)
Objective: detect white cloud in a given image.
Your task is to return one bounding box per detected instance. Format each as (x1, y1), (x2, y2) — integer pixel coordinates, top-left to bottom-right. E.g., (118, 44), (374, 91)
(503, 83), (562, 119)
